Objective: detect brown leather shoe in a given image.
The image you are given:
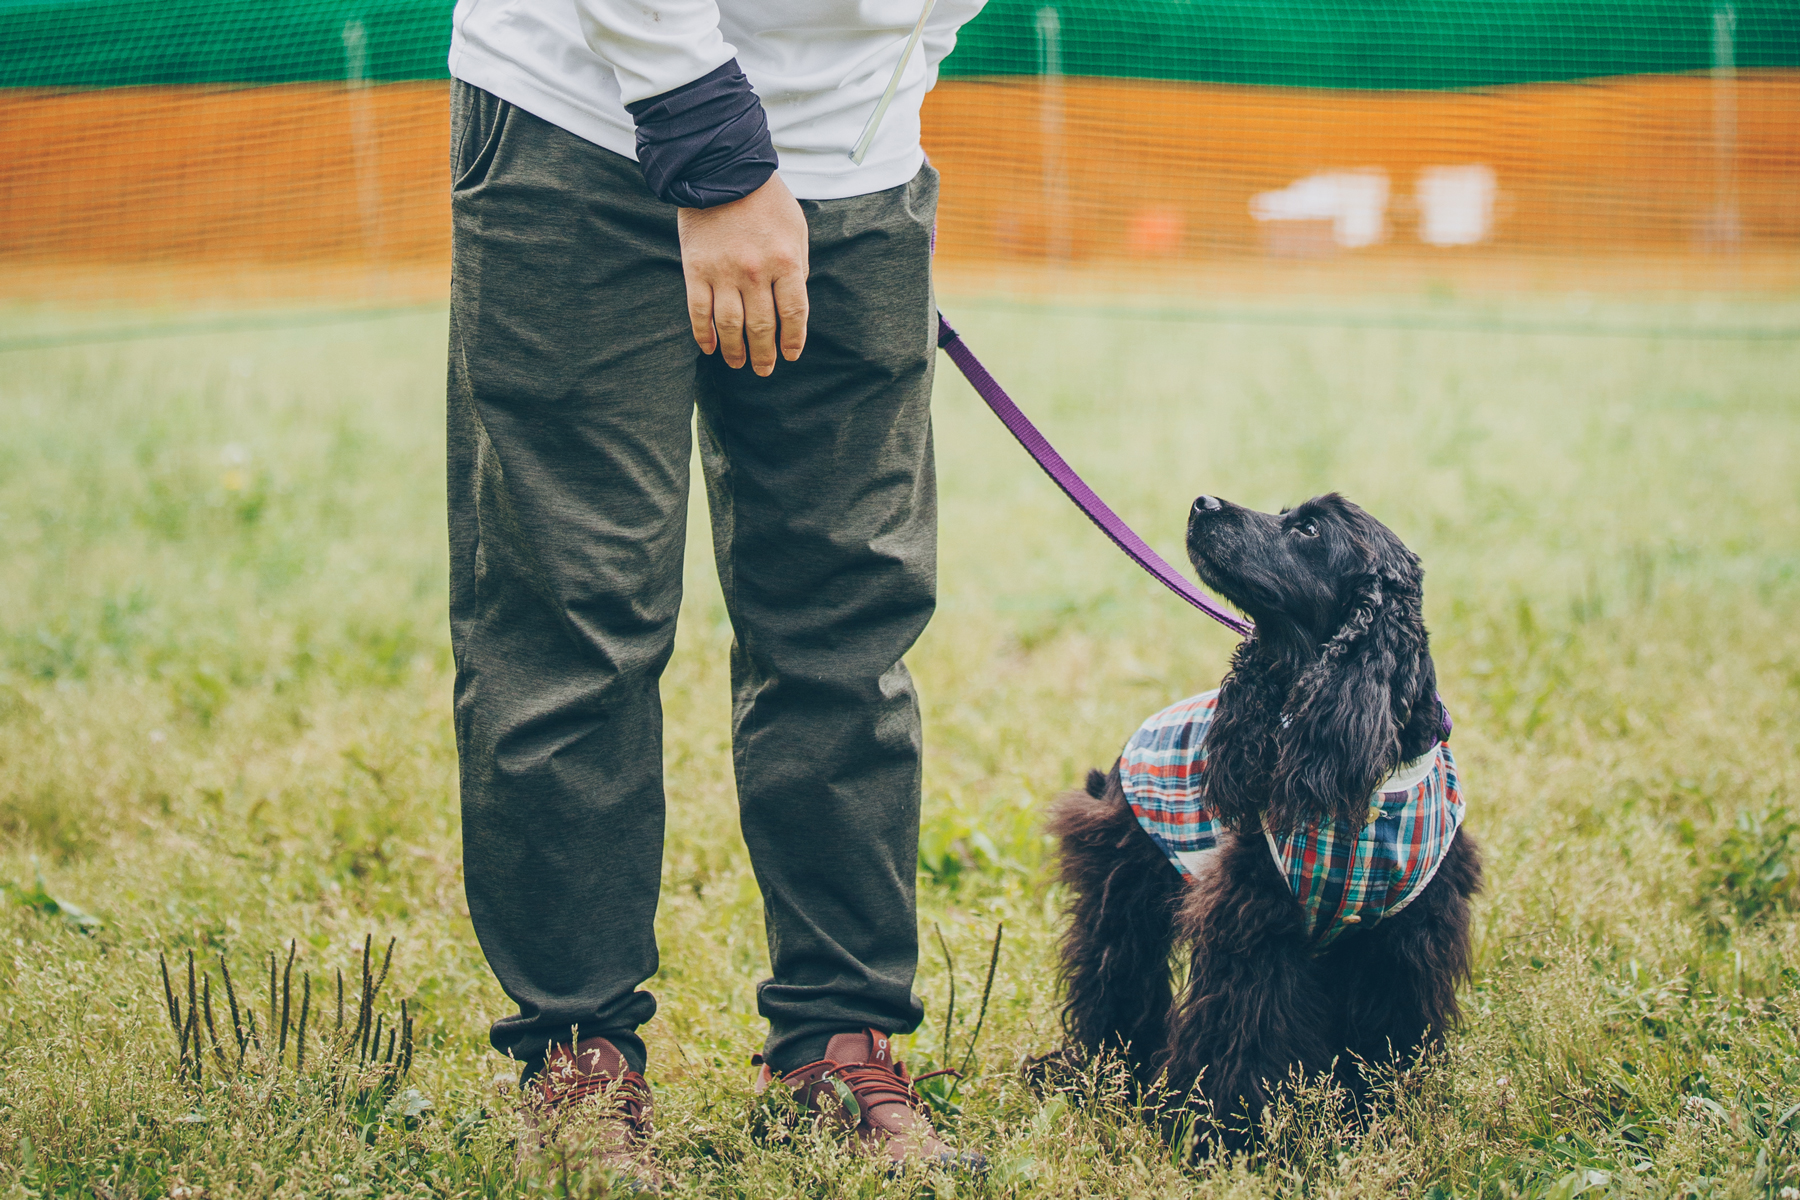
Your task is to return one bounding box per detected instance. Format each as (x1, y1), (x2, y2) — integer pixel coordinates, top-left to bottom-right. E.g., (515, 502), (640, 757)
(520, 1037), (662, 1191)
(755, 1028), (985, 1173)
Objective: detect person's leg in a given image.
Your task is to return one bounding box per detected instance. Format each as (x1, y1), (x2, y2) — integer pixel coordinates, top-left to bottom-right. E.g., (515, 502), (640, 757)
(696, 166), (941, 1071)
(448, 80), (700, 1075)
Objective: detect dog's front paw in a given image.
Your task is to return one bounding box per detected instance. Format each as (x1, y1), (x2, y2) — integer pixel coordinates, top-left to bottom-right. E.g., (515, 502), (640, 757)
(1019, 1046), (1085, 1095)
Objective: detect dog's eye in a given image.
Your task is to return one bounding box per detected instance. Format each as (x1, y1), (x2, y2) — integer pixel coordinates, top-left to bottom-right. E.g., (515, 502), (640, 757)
(1293, 520), (1320, 538)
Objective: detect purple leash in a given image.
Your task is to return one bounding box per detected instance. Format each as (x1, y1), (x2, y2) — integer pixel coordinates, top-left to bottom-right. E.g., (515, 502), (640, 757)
(935, 311), (1454, 742)
(936, 312), (1252, 638)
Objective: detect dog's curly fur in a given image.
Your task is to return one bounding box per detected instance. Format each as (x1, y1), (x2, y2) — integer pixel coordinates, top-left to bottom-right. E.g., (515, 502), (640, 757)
(1047, 492), (1482, 1150)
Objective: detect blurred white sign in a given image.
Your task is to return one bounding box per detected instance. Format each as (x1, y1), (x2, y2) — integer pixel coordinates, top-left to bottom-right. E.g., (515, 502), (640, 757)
(1248, 170), (1390, 249)
(1415, 165), (1496, 246)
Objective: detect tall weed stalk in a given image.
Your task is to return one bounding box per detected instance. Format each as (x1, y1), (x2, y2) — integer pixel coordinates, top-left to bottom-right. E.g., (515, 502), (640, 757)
(157, 934), (414, 1113)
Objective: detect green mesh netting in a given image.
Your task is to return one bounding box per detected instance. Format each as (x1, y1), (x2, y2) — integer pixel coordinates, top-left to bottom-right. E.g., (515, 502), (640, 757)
(955, 0), (1800, 86)
(0, 0), (451, 88)
(2, 0), (1796, 90)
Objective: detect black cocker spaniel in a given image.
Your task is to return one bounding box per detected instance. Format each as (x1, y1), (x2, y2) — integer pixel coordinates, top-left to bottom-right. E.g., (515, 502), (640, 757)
(1046, 492), (1481, 1150)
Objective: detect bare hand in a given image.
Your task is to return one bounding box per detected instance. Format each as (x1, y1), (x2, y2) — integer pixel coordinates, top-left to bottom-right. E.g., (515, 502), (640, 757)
(677, 173), (809, 376)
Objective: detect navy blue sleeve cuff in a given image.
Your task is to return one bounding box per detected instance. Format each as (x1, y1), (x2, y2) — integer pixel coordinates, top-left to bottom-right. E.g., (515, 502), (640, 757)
(625, 58), (778, 209)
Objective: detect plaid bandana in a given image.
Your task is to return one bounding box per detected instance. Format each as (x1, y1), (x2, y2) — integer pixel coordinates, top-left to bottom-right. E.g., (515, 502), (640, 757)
(1120, 691), (1464, 951)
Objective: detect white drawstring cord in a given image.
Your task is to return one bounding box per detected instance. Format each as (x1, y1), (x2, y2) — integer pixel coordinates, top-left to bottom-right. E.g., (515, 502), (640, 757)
(849, 0), (939, 165)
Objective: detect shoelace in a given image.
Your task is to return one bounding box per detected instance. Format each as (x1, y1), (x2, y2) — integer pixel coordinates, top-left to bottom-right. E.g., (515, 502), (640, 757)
(818, 1058), (961, 1118)
(538, 1066), (652, 1134)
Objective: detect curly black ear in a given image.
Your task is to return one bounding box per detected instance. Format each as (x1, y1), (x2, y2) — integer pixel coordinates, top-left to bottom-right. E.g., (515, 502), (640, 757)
(1266, 570), (1432, 830)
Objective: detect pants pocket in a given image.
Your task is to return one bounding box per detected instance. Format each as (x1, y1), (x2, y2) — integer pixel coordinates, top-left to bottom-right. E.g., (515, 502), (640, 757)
(451, 80), (510, 193)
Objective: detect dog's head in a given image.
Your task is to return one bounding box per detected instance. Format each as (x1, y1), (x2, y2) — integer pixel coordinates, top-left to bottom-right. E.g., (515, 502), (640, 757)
(1188, 492), (1439, 832)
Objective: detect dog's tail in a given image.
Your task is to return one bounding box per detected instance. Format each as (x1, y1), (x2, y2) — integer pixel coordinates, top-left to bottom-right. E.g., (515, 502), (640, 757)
(1048, 765), (1186, 1084)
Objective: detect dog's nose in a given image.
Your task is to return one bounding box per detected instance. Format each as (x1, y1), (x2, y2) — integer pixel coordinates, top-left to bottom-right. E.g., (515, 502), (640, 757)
(1194, 495), (1223, 513)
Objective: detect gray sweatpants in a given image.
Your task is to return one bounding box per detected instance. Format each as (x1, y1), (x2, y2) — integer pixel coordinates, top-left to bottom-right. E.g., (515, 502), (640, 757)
(447, 81), (937, 1075)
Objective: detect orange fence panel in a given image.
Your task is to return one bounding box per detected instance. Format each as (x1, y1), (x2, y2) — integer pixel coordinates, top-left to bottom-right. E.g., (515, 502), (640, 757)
(2, 72), (1796, 303)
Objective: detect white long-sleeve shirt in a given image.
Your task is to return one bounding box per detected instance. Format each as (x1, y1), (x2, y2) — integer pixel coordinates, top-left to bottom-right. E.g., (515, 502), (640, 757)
(448, 0), (985, 200)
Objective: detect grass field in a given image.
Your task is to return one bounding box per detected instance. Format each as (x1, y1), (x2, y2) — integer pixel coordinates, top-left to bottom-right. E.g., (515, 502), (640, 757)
(2, 291), (1799, 1198)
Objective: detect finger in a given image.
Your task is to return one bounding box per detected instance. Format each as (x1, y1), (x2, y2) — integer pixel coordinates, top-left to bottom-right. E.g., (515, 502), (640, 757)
(686, 274), (717, 355)
(713, 286), (747, 370)
(774, 272), (809, 362)
(743, 279), (780, 377)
